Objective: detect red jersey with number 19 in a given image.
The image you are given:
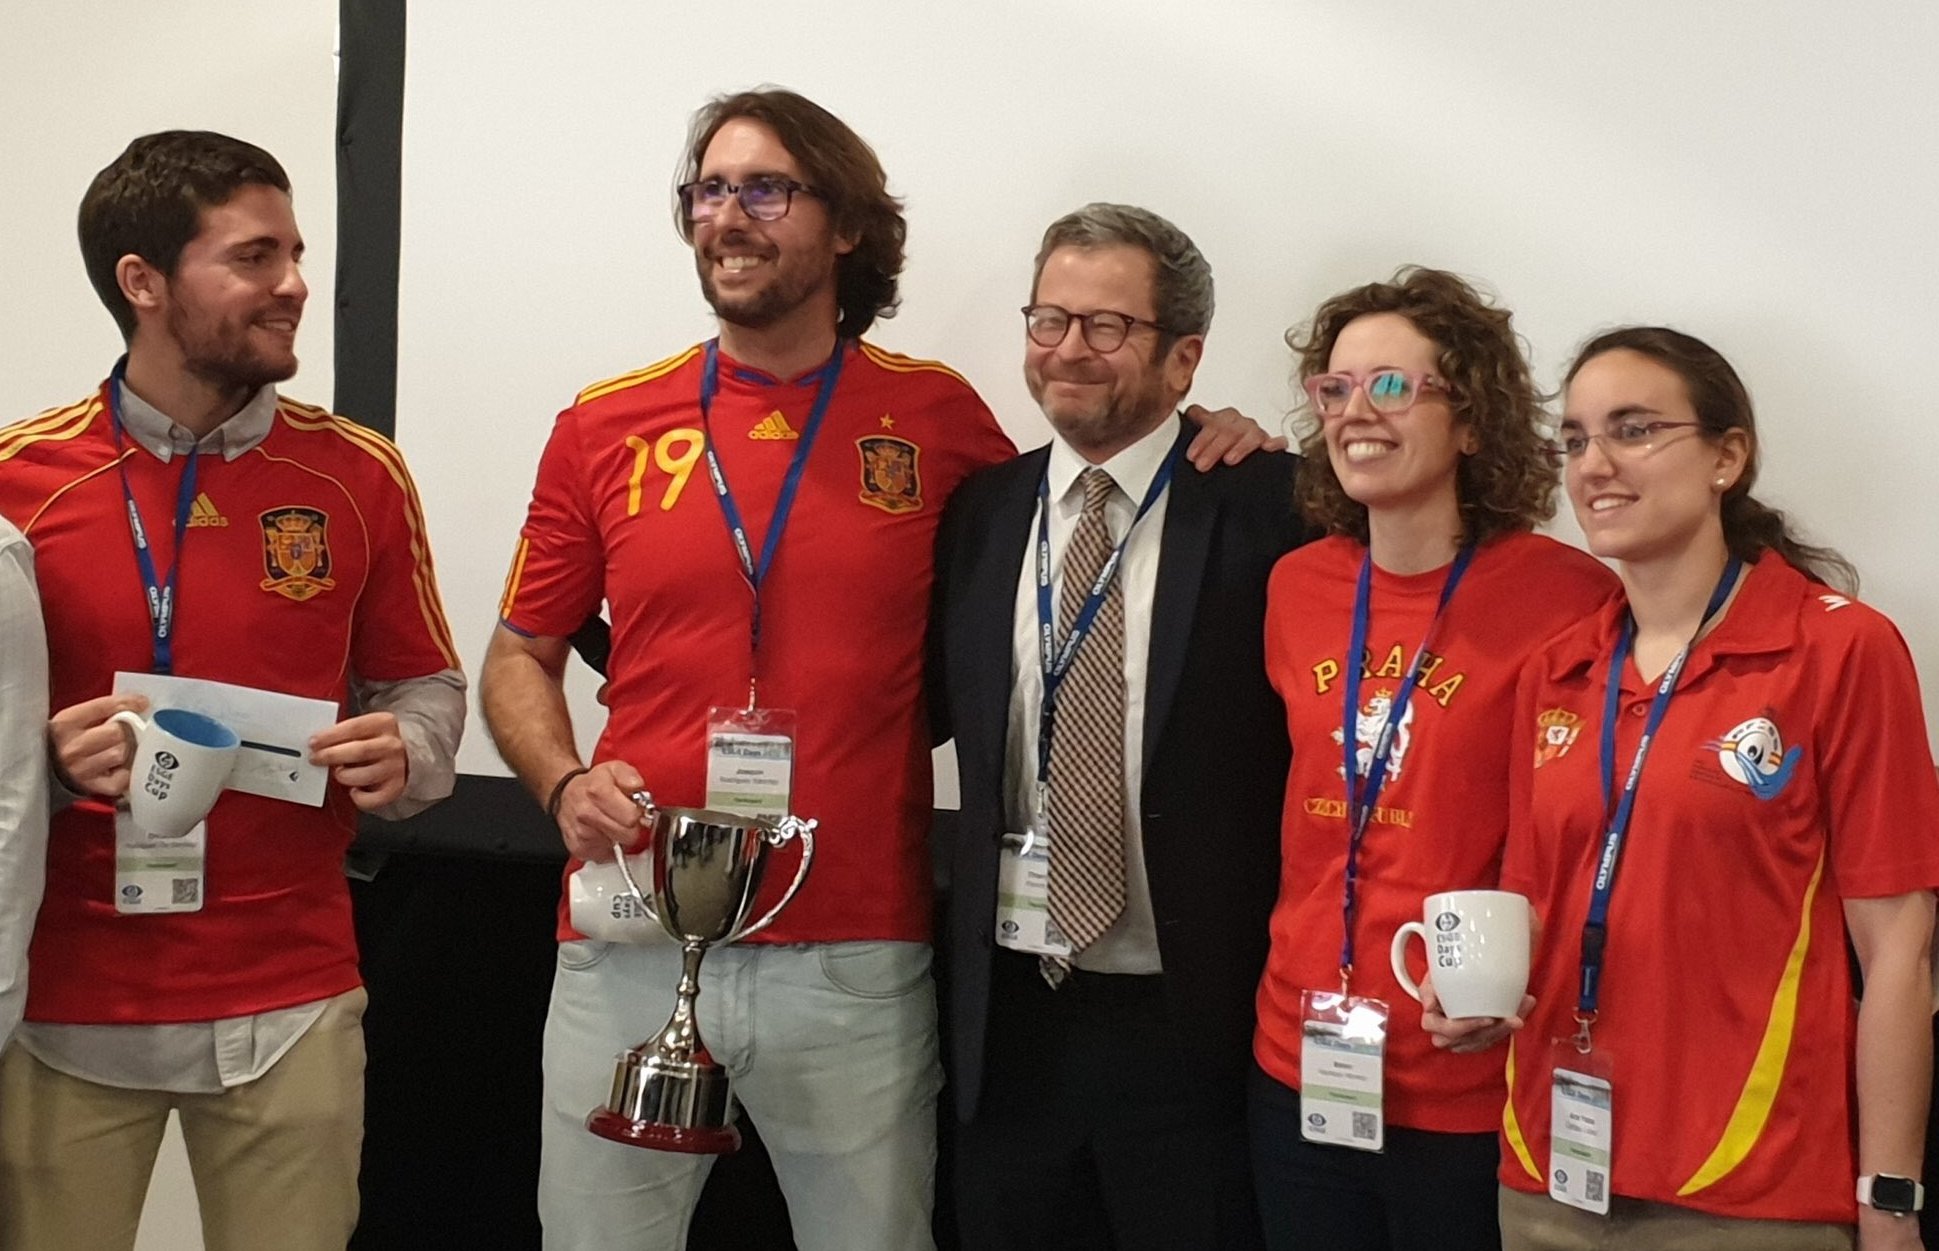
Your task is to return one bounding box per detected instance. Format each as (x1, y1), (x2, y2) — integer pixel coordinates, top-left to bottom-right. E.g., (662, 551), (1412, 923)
(0, 384), (458, 1025)
(500, 340), (1014, 944)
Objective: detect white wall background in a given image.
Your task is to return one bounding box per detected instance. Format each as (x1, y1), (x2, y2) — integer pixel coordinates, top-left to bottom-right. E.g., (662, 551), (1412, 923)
(1, 3), (1936, 1246)
(398, 0), (1939, 774)
(0, 4), (338, 1246)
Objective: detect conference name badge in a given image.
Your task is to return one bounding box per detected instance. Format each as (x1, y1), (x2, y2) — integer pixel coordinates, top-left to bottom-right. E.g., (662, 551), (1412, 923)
(1549, 1059), (1614, 1216)
(995, 828), (1072, 958)
(114, 809), (207, 915)
(1299, 990), (1388, 1152)
(704, 706), (796, 823)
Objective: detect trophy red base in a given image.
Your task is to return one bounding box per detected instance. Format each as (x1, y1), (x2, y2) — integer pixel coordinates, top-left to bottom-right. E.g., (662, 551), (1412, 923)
(587, 1034), (742, 1155)
(585, 1109), (742, 1154)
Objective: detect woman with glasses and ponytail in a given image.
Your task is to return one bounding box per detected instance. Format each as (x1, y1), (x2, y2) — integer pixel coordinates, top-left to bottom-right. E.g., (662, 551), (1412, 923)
(1472, 327), (1939, 1250)
(1249, 268), (1617, 1251)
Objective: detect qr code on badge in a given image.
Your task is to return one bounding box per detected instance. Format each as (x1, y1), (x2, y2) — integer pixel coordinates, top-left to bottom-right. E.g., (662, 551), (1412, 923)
(1585, 1170), (1605, 1205)
(1351, 1112), (1376, 1141)
(172, 878), (200, 906)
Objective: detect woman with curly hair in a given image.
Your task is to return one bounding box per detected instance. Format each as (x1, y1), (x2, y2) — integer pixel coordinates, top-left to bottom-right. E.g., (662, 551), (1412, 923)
(1249, 268), (1616, 1250)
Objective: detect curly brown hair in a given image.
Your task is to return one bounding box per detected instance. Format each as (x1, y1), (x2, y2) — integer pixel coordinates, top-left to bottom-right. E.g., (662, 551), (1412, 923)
(676, 88), (904, 340)
(1288, 266), (1557, 545)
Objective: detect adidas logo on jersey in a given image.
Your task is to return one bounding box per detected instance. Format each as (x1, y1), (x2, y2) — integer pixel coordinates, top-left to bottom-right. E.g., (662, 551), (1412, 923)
(187, 492), (228, 528)
(748, 411), (799, 440)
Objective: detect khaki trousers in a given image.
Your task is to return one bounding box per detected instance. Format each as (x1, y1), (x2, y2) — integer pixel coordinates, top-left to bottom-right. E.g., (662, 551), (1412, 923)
(1500, 1182), (1854, 1251)
(0, 988), (365, 1251)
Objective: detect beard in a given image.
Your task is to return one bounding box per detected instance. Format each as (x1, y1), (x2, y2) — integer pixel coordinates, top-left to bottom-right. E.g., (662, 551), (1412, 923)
(1031, 361), (1176, 457)
(166, 298), (300, 395)
(694, 233), (837, 332)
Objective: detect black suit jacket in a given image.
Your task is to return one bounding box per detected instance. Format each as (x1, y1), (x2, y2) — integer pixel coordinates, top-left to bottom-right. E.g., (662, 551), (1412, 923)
(931, 422), (1309, 1121)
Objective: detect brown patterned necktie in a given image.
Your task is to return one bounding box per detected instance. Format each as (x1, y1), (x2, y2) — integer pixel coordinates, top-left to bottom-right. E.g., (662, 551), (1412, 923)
(1044, 466), (1127, 983)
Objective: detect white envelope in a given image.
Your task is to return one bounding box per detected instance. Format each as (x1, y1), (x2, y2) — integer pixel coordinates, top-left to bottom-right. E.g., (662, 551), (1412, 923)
(112, 672), (338, 808)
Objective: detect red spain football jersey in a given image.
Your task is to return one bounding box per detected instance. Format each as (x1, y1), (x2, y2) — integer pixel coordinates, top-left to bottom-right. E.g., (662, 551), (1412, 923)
(0, 383), (458, 1024)
(500, 340), (1014, 943)
(1499, 554), (1939, 1221)
(1254, 531), (1618, 1132)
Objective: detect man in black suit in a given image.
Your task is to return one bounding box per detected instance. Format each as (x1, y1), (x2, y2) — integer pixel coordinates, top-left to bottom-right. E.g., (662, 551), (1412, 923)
(931, 204), (1308, 1250)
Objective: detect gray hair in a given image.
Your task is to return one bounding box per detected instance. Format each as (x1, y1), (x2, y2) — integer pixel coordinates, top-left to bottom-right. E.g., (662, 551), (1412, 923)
(1031, 202), (1214, 339)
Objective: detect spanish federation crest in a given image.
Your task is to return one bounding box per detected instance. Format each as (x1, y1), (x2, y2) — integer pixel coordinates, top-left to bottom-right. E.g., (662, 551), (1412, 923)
(259, 507), (337, 602)
(856, 435), (922, 514)
(1534, 707), (1584, 769)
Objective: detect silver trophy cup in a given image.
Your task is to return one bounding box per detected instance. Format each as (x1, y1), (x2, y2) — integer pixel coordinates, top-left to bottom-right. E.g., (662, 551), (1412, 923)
(585, 792), (815, 1153)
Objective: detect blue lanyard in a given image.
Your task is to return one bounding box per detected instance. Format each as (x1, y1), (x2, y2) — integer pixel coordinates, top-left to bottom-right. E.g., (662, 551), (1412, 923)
(1031, 429), (1188, 816)
(1337, 543), (1476, 978)
(108, 359), (201, 676)
(1575, 556), (1742, 1022)
(697, 339), (844, 692)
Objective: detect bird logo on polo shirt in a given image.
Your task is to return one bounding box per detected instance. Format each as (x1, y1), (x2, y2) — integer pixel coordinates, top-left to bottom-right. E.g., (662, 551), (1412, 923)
(1707, 715), (1802, 801)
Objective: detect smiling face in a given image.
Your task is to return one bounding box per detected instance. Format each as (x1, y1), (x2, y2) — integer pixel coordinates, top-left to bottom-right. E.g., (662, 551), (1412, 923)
(1023, 244), (1201, 461)
(1320, 312), (1472, 520)
(690, 117), (851, 337)
(135, 183), (306, 391)
(1562, 348), (1747, 565)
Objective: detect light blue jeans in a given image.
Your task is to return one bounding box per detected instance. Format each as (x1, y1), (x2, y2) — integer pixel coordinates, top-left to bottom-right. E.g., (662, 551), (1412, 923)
(538, 938), (940, 1251)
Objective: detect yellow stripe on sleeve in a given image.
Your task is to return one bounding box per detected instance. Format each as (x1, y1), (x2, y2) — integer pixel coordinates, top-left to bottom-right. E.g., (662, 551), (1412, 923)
(0, 397), (104, 463)
(857, 341), (973, 390)
(499, 537), (531, 619)
(274, 406), (461, 668)
(575, 345), (703, 406)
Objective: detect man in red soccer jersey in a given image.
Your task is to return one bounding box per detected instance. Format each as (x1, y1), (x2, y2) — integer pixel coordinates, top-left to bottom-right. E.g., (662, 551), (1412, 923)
(482, 89), (1276, 1250)
(0, 131), (464, 1250)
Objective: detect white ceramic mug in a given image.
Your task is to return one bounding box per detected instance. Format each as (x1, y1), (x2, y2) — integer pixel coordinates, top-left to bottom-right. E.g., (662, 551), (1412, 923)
(1389, 889), (1531, 1020)
(110, 707), (241, 838)
(566, 852), (665, 944)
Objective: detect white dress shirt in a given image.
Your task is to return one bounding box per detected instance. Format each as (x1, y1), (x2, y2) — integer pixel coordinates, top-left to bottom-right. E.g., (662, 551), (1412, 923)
(0, 516), (50, 1047)
(1004, 416), (1181, 974)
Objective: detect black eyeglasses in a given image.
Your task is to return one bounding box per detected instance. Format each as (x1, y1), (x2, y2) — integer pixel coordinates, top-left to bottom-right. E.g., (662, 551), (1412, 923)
(679, 175), (823, 223)
(1021, 304), (1170, 353)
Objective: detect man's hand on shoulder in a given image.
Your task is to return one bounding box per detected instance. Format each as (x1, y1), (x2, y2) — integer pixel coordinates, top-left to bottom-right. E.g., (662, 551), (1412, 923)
(311, 712), (409, 811)
(1181, 403), (1289, 471)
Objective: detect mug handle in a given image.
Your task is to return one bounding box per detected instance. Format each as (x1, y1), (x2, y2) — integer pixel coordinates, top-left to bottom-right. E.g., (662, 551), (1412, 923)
(1389, 922), (1429, 1003)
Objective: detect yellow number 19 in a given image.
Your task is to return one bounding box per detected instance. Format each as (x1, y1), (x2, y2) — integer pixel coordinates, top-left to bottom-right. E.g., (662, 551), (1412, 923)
(624, 427), (706, 515)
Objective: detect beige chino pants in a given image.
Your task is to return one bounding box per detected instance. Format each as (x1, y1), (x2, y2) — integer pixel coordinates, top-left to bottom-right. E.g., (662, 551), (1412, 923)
(0, 987), (366, 1251)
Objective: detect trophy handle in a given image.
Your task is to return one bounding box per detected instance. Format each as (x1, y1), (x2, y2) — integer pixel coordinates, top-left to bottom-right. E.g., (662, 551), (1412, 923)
(606, 790), (662, 927)
(727, 817), (816, 943)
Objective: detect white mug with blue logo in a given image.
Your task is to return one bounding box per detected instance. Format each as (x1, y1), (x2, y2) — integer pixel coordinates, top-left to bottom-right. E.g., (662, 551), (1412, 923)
(1390, 889), (1531, 1020)
(109, 707), (241, 839)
